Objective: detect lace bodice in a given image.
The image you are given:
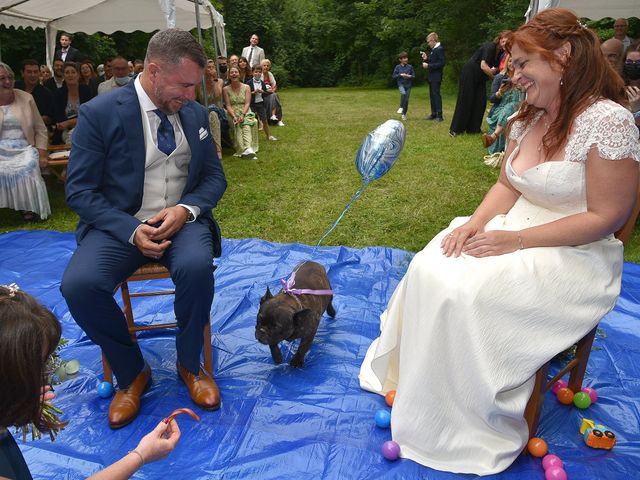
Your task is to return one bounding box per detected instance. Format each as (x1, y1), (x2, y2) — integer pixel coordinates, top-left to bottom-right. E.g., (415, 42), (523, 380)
(509, 99), (640, 163)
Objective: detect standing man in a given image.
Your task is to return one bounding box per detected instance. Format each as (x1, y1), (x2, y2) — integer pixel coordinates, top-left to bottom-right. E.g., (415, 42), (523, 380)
(241, 34), (265, 69)
(54, 32), (82, 63)
(421, 32), (445, 122)
(613, 18), (635, 51)
(97, 56), (131, 95)
(61, 29), (227, 429)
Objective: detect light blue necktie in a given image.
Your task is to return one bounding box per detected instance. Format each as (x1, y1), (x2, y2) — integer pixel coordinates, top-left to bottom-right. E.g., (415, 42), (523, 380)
(153, 109), (176, 156)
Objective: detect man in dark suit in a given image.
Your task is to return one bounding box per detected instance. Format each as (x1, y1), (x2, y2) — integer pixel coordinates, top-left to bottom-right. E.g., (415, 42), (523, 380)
(14, 58), (54, 126)
(54, 32), (82, 63)
(61, 29), (227, 429)
(421, 32), (445, 121)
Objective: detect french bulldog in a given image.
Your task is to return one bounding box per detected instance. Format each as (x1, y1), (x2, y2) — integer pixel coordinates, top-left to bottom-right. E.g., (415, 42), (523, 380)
(255, 261), (336, 368)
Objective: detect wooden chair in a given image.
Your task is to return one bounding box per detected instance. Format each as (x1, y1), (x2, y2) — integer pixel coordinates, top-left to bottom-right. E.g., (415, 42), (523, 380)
(102, 262), (213, 384)
(525, 196), (639, 439)
(46, 144), (71, 183)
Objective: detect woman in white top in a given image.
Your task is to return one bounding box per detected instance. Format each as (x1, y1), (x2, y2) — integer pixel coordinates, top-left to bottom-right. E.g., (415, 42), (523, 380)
(360, 8), (639, 475)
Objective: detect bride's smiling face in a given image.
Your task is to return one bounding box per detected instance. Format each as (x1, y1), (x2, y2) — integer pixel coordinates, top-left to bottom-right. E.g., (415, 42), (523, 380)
(511, 43), (564, 112)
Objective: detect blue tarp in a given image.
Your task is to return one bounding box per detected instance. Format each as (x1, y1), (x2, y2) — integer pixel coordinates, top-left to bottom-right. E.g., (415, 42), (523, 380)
(1, 230), (639, 479)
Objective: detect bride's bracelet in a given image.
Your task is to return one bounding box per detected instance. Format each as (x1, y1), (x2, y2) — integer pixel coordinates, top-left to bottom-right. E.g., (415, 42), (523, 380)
(517, 232), (525, 250)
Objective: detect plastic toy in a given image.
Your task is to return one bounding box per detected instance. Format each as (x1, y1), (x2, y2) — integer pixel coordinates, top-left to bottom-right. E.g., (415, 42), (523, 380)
(385, 390), (396, 407)
(581, 386), (598, 404)
(551, 379), (568, 394)
(375, 409), (391, 428)
(572, 391), (591, 409)
(381, 440), (401, 460)
(542, 454), (563, 471)
(545, 466), (568, 480)
(527, 437), (548, 457)
(97, 381), (114, 398)
(556, 387), (574, 405)
(580, 419), (616, 450)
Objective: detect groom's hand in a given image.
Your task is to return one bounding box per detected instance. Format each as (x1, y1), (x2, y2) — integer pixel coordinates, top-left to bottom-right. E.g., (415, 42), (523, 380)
(134, 224), (171, 259)
(147, 206), (190, 242)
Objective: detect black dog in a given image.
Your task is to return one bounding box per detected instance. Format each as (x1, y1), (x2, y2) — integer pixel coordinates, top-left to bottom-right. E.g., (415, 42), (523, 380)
(255, 261), (336, 368)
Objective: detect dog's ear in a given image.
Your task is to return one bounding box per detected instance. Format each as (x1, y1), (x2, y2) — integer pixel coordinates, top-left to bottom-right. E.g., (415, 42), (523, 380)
(260, 287), (273, 304)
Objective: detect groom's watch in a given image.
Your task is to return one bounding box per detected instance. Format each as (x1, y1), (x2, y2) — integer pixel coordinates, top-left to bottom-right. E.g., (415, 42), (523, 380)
(179, 205), (195, 222)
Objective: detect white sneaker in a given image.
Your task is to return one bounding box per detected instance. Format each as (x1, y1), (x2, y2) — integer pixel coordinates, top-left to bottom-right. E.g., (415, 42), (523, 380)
(242, 147), (255, 156)
(270, 115), (278, 121)
(397, 108), (403, 114)
(268, 136), (278, 141)
(401, 114), (407, 121)
(277, 121), (285, 127)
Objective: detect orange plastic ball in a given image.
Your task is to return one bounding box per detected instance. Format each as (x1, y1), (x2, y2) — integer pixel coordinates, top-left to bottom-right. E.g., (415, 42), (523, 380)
(527, 437), (548, 457)
(385, 390), (396, 407)
(556, 387), (575, 405)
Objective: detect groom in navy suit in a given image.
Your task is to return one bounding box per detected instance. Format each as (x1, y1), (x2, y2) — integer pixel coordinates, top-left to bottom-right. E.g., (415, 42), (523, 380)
(421, 32), (445, 121)
(61, 29), (227, 428)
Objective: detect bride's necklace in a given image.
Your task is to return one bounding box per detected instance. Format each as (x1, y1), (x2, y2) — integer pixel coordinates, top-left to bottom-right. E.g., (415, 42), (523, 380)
(537, 112), (551, 157)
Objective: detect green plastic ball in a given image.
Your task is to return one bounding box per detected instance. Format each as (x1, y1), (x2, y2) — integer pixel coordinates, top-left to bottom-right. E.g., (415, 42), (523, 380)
(573, 391), (592, 409)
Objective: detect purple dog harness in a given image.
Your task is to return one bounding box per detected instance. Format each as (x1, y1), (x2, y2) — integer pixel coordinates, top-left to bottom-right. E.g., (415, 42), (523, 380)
(281, 271), (333, 296)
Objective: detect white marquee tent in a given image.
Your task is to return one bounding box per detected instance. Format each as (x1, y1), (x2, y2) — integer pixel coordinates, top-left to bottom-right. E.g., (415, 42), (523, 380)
(527, 0), (640, 21)
(0, 0), (226, 65)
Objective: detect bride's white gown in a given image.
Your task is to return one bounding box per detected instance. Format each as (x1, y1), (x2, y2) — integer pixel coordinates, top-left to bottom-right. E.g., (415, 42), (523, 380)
(359, 100), (640, 475)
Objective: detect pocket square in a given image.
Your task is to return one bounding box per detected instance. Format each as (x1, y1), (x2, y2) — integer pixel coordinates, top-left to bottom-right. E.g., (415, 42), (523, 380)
(199, 127), (209, 140)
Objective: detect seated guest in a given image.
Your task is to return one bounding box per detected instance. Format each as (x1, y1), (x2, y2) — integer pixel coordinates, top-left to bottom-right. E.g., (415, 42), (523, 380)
(623, 46), (640, 128)
(44, 59), (65, 91)
(39, 64), (52, 84)
(196, 59), (225, 159)
(482, 57), (524, 153)
(614, 18), (635, 50)
(97, 57), (113, 83)
(133, 59), (144, 75)
(237, 56), (251, 83)
(14, 59), (54, 127)
(0, 62), (50, 221)
(601, 38), (624, 76)
(98, 56), (130, 95)
(247, 65), (277, 141)
(261, 59), (284, 126)
(61, 28), (227, 429)
(0, 284), (182, 480)
(52, 62), (91, 145)
(80, 61), (100, 98)
(360, 9), (639, 476)
(223, 65), (259, 159)
(217, 56), (228, 82)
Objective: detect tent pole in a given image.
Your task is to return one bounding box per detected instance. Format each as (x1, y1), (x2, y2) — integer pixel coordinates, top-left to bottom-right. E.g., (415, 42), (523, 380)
(194, 0), (208, 111)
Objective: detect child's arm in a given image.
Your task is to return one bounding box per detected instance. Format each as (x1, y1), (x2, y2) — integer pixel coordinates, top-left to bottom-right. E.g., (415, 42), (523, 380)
(392, 65), (400, 79)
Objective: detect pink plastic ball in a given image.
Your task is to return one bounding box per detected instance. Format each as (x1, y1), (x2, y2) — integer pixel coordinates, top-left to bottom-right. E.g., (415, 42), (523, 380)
(542, 454), (563, 471)
(581, 386), (598, 404)
(381, 440), (401, 460)
(545, 466), (568, 480)
(551, 379), (568, 394)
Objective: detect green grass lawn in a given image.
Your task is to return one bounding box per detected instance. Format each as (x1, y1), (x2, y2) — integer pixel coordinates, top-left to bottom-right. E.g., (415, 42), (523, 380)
(2, 86), (639, 262)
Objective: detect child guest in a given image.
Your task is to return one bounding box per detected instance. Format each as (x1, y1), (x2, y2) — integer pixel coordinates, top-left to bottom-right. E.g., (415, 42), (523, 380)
(392, 52), (415, 121)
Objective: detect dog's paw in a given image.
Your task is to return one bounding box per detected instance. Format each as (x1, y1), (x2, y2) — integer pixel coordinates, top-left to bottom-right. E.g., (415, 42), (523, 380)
(269, 345), (283, 364)
(290, 356), (305, 368)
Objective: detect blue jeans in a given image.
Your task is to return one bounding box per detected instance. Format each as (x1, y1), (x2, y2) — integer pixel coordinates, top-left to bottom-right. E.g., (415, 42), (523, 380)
(399, 85), (411, 114)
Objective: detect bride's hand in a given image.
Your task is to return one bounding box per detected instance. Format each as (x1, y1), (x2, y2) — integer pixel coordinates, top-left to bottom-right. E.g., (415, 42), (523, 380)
(441, 221), (483, 257)
(462, 230), (520, 257)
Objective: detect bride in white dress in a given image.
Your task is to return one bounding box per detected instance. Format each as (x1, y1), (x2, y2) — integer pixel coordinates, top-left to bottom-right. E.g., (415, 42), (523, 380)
(359, 8), (640, 476)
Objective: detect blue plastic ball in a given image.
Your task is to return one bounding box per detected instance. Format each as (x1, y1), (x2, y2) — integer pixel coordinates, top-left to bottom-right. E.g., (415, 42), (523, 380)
(97, 381), (114, 398)
(375, 409), (391, 428)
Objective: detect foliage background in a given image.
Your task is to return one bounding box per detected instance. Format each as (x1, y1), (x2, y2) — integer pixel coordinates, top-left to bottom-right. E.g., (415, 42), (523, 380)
(1, 0), (638, 88)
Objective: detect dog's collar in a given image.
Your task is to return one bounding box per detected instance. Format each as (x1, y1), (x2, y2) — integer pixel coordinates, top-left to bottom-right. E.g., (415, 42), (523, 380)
(281, 271), (333, 297)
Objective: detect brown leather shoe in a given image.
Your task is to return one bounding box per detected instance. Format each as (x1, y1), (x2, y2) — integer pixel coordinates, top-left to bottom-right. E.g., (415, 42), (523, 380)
(177, 362), (221, 411)
(108, 363), (152, 429)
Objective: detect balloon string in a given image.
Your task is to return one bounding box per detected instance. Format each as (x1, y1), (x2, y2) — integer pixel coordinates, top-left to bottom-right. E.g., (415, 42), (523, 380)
(314, 180), (369, 252)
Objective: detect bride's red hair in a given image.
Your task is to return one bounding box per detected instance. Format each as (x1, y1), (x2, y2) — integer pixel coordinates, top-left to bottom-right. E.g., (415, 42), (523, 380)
(507, 8), (626, 158)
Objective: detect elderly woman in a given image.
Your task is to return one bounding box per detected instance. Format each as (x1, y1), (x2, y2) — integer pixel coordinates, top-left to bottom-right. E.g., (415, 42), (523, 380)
(223, 65), (259, 159)
(52, 62), (91, 145)
(0, 62), (49, 221)
(360, 8), (639, 475)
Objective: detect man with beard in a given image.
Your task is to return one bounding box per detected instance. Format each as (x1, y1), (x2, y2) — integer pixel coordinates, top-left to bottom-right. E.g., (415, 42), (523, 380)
(61, 29), (227, 429)
(15, 59), (54, 126)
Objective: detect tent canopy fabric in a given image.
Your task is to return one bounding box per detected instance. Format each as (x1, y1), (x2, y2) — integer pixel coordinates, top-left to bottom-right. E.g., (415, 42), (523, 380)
(527, 0), (640, 20)
(0, 0), (226, 65)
